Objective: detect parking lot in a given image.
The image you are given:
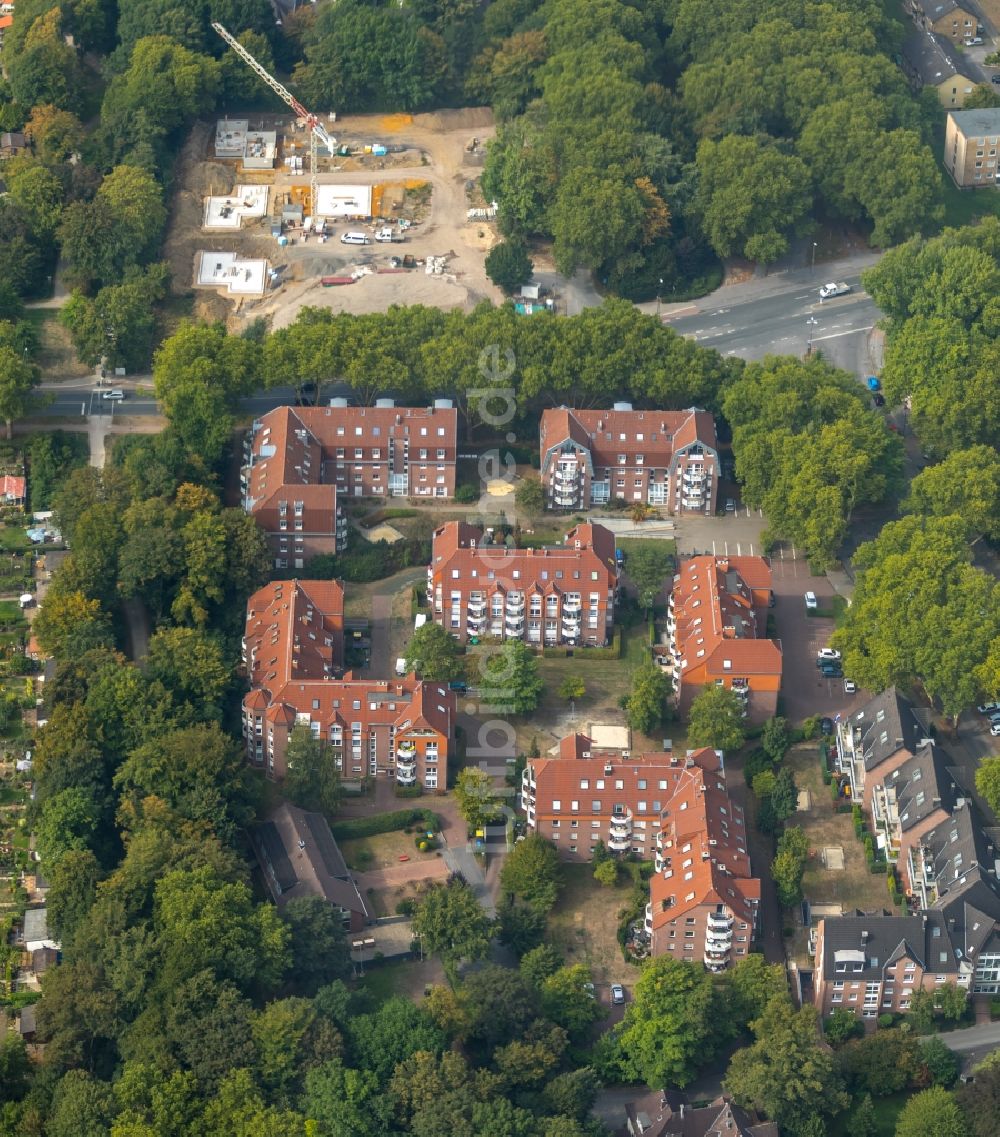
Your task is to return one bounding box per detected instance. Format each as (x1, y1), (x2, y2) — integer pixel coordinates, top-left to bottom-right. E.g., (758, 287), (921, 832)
(769, 549), (869, 724)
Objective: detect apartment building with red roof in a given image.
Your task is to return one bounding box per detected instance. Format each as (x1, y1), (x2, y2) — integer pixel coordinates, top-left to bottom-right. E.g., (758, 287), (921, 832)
(539, 403), (720, 513)
(664, 555), (782, 724)
(242, 579), (345, 689)
(428, 521), (619, 646)
(522, 736), (759, 969)
(241, 580), (456, 789)
(242, 400), (458, 569)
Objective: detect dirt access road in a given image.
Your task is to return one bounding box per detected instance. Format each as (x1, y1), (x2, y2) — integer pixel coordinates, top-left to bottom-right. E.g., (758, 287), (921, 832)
(224, 107), (505, 330)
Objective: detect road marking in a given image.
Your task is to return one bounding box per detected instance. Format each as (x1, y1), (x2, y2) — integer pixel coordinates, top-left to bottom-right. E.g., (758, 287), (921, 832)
(811, 325), (874, 342)
(794, 293), (812, 299)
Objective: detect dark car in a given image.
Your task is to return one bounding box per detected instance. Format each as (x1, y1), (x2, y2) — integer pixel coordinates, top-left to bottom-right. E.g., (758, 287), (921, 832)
(873, 393), (886, 407)
(819, 717), (834, 736)
(821, 664), (843, 678)
(993, 74), (1000, 84)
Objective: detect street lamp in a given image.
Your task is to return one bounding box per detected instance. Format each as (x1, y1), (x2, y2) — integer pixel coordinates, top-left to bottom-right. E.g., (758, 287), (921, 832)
(656, 278), (663, 319)
(811, 242), (818, 273)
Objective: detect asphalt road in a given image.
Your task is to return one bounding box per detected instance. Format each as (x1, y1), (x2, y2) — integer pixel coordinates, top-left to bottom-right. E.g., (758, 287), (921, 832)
(664, 270), (881, 376)
(37, 258), (886, 421)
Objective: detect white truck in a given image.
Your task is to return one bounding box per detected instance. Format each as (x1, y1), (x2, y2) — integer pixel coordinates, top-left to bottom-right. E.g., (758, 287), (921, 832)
(819, 281), (851, 299)
(374, 226), (399, 243)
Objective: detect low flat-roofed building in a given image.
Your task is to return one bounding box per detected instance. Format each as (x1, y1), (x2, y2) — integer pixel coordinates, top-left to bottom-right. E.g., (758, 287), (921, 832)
(945, 106), (1000, 187)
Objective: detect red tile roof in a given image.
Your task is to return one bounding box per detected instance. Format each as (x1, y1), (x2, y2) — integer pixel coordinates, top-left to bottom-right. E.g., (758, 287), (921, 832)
(244, 578), (344, 690)
(540, 406), (717, 467)
(0, 475), (25, 500)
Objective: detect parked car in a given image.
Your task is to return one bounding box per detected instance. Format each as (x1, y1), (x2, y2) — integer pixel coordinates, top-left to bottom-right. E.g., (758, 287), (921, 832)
(978, 703), (1000, 715)
(992, 722), (1000, 737)
(805, 591), (818, 610)
(817, 648), (841, 661)
(992, 74), (1000, 84)
(866, 376), (881, 391)
(965, 35), (984, 45)
(821, 663), (843, 678)
(819, 717), (834, 736)
(844, 678), (857, 694)
(611, 983), (625, 1005)
(873, 394), (886, 407)
(725, 498), (736, 512)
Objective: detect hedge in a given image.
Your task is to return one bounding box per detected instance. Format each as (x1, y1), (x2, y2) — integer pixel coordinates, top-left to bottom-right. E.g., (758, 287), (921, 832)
(542, 629), (621, 660)
(330, 808), (434, 840)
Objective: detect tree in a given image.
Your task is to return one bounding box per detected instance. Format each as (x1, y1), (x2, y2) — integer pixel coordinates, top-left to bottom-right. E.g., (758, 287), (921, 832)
(514, 474), (544, 514)
(479, 639), (543, 714)
(772, 826), (810, 907)
(519, 943), (564, 987)
(499, 833), (562, 911)
(485, 239), (533, 292)
(693, 135), (812, 264)
(24, 103), (84, 162)
(851, 1094), (878, 1137)
(895, 1086), (965, 1137)
(35, 786), (104, 869)
(280, 896), (352, 996)
(497, 899), (547, 955)
(558, 675), (585, 704)
(761, 716), (791, 761)
(615, 957), (731, 1088)
(957, 1059), (1000, 1137)
(687, 685), (746, 752)
(145, 626), (229, 721)
(837, 1028), (920, 1097)
(824, 1006), (862, 1045)
(46, 848), (101, 947)
(404, 622), (462, 682)
(453, 767), (503, 829)
(624, 660), (670, 735)
(541, 965), (604, 1038)
(725, 997), (849, 1133)
(594, 858), (619, 886)
(920, 1036), (960, 1088)
(153, 866), (290, 993)
(282, 725), (342, 818)
(113, 724), (257, 846)
(6, 164), (64, 240)
(906, 446), (1000, 540)
(347, 997), (446, 1084)
(0, 346), (39, 438)
(412, 878), (492, 970)
(46, 1070), (116, 1137)
(625, 542), (672, 612)
(458, 963), (538, 1048)
(726, 954), (790, 1028)
(961, 84), (1000, 110)
(61, 265), (169, 373)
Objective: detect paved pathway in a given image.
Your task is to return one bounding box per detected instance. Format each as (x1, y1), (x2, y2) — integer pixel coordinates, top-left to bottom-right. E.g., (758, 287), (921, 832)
(940, 1020), (1000, 1054)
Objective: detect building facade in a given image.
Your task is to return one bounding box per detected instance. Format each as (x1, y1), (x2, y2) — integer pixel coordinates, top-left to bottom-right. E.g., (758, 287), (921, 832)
(428, 521), (619, 646)
(900, 26), (978, 107)
(243, 401), (458, 568)
(664, 555), (782, 724)
(910, 0), (979, 40)
(522, 737), (760, 970)
(538, 404), (720, 513)
(944, 107), (1000, 188)
(241, 579), (455, 788)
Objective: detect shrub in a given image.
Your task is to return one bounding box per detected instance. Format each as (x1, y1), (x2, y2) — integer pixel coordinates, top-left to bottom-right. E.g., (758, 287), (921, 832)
(330, 809), (426, 840)
(454, 484), (478, 503)
(396, 898), (416, 916)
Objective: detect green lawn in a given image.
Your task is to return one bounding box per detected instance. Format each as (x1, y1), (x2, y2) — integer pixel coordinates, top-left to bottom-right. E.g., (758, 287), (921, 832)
(830, 1092), (910, 1137)
(0, 530), (30, 554)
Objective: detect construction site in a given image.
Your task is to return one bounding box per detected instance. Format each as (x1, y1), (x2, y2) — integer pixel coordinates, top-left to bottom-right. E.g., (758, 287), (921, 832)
(161, 27), (503, 329)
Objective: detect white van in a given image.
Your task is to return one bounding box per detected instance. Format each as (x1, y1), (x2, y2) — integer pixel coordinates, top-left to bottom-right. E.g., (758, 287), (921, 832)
(102, 389), (126, 401)
(341, 231), (371, 245)
(395, 657), (407, 676)
(374, 226), (396, 242)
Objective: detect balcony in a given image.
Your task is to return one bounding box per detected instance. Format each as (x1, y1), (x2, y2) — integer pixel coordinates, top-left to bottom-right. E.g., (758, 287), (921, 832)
(467, 598), (486, 613)
(554, 467), (579, 486)
(396, 740), (416, 755)
(396, 765), (417, 786)
(505, 619), (525, 636)
(703, 948), (731, 972)
(609, 810), (633, 838)
(506, 596), (525, 613)
(708, 911), (734, 932)
(563, 597), (582, 613)
(608, 833), (631, 852)
(553, 492), (579, 507)
(644, 902), (653, 934)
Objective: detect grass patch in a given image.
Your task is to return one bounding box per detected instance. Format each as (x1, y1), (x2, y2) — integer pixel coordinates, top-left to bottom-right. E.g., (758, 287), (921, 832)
(0, 530), (30, 554)
(546, 862), (641, 983)
(829, 1092), (910, 1137)
(356, 959), (411, 1005)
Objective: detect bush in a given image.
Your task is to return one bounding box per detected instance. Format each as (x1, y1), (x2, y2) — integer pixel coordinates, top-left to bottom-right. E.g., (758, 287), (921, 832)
(330, 809), (426, 840)
(454, 484), (479, 504)
(394, 784), (424, 798)
(485, 239), (533, 292)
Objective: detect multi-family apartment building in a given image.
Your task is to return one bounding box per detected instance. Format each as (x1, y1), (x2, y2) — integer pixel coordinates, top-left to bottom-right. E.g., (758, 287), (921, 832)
(241, 580), (456, 789)
(242, 400), (458, 568)
(427, 521), (619, 646)
(909, 0), (979, 40)
(900, 25), (978, 107)
(522, 736), (759, 970)
(243, 578), (345, 689)
(538, 404), (720, 513)
(944, 107), (1000, 188)
(663, 555), (782, 724)
(813, 689), (1000, 1019)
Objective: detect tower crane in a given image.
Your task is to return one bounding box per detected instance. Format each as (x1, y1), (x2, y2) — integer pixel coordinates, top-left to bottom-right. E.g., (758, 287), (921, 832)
(211, 22), (336, 217)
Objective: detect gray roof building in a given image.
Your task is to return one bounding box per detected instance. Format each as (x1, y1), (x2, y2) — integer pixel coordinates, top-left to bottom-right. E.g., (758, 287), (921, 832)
(252, 802), (370, 928)
(852, 687), (931, 773)
(891, 743), (957, 834)
(624, 1092), (778, 1137)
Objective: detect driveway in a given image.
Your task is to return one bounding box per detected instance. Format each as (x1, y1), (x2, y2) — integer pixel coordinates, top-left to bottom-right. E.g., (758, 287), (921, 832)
(769, 549), (868, 724)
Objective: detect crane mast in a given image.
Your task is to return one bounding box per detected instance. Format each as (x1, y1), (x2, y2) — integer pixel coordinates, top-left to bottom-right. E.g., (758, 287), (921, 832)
(211, 21), (335, 215)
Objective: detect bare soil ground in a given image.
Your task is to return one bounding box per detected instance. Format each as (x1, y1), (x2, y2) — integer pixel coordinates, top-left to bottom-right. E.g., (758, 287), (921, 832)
(25, 312), (87, 380)
(546, 863), (641, 985)
(339, 830), (438, 871)
(162, 108), (505, 331)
